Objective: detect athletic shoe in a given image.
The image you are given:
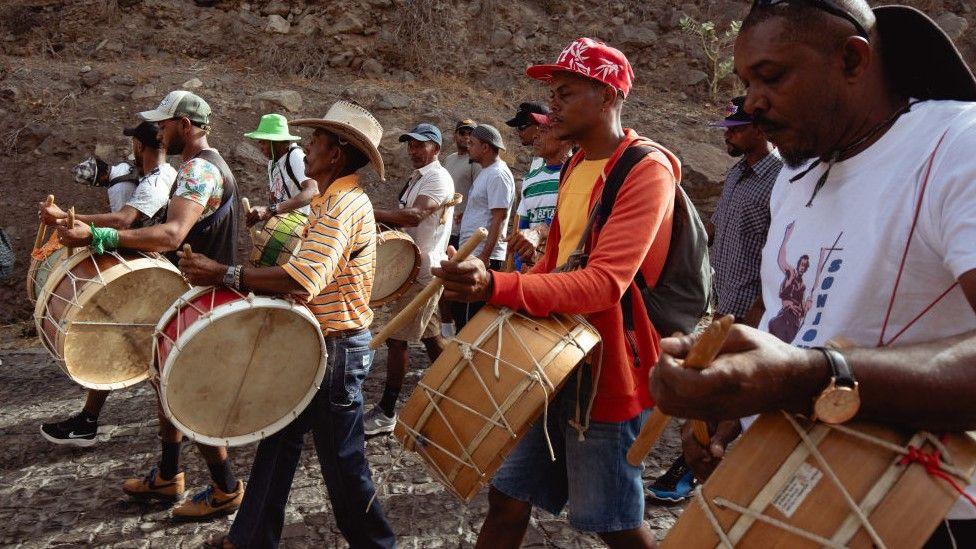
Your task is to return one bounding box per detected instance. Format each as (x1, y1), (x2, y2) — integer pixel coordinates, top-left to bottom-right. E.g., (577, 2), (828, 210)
(172, 481), (244, 521)
(363, 405), (396, 436)
(40, 413), (99, 447)
(646, 456), (696, 503)
(122, 467), (185, 501)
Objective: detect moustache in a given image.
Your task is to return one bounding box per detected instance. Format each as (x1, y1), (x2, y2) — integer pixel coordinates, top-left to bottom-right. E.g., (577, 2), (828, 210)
(753, 115), (785, 134)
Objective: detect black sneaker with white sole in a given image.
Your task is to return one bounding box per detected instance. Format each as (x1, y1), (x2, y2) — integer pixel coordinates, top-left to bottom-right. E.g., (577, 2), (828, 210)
(40, 413), (99, 447)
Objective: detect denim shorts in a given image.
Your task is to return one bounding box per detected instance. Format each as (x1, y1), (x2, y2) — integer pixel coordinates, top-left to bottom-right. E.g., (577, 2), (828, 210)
(491, 373), (650, 533)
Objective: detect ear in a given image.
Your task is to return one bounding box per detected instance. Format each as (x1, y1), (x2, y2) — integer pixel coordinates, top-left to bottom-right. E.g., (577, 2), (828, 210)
(841, 36), (872, 81)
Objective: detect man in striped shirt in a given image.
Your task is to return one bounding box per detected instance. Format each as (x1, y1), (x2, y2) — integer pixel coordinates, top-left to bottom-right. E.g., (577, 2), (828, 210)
(179, 101), (395, 549)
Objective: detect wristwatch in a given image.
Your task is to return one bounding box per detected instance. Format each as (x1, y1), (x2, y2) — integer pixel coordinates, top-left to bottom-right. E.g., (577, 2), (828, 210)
(268, 203), (279, 216)
(812, 346), (860, 424)
(223, 265), (236, 287)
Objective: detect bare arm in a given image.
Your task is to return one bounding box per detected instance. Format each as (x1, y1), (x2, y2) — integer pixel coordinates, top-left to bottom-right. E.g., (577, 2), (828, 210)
(374, 195), (440, 228)
(274, 178), (319, 216)
(41, 202), (139, 230)
(777, 221), (795, 272)
(479, 208), (508, 264)
(117, 197), (203, 251)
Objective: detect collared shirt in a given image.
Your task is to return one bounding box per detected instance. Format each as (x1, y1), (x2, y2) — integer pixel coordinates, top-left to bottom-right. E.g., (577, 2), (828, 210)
(281, 174), (375, 332)
(398, 159), (455, 282)
(710, 151), (783, 319)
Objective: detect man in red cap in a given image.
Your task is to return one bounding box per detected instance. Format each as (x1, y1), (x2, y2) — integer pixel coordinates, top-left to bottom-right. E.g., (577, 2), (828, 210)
(436, 37), (678, 547)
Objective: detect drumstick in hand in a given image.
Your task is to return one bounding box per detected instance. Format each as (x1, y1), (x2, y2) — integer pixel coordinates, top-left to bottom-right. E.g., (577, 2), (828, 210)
(369, 227), (488, 350)
(66, 207), (76, 256)
(34, 195), (54, 250)
(625, 315), (734, 467)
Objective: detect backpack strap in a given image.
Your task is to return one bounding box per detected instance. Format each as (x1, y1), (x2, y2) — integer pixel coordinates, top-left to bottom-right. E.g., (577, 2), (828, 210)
(282, 146), (299, 199)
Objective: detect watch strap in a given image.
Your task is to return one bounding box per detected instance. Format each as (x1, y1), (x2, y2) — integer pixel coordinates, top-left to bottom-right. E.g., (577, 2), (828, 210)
(815, 347), (856, 389)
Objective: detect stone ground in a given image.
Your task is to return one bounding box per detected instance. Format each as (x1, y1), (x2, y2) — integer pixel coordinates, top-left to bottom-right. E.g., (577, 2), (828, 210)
(0, 328), (686, 548)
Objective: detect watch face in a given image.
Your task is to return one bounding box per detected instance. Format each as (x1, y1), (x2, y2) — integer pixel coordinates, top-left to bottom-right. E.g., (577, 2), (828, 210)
(815, 387), (860, 424)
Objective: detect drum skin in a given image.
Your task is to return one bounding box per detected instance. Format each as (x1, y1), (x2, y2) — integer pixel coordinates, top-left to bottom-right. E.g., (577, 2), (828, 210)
(370, 229), (420, 306)
(33, 249), (189, 389)
(249, 211), (307, 267)
(155, 286), (327, 447)
(394, 305), (600, 501)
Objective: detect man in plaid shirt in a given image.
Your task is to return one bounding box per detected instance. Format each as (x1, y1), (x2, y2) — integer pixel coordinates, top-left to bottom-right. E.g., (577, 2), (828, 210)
(646, 96), (783, 504)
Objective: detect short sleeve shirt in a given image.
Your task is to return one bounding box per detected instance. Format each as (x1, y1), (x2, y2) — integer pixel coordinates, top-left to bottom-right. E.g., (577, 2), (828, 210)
(126, 163), (178, 226)
(173, 153), (224, 217)
(400, 160), (455, 282)
(458, 158), (515, 260)
(269, 143), (311, 216)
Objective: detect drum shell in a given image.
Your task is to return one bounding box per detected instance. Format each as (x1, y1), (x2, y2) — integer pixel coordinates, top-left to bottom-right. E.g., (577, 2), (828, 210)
(662, 413), (976, 548)
(27, 246), (69, 303)
(394, 305), (600, 501)
(370, 228), (420, 306)
(154, 286), (327, 447)
(33, 249), (189, 389)
(249, 211), (308, 267)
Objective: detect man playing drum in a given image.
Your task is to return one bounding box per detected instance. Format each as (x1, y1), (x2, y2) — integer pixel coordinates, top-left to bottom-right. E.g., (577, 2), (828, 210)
(179, 101), (396, 549)
(436, 38), (679, 548)
(57, 90), (245, 520)
(38, 120), (176, 448)
(364, 122), (455, 436)
(650, 2), (976, 546)
(242, 113), (319, 225)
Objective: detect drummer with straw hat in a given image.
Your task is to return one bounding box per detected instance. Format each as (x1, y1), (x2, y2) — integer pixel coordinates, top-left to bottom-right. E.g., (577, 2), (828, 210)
(243, 113), (319, 225)
(179, 100), (396, 549)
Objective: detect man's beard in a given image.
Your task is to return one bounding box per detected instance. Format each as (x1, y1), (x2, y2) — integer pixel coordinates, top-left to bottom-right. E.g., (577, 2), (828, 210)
(779, 147), (816, 169)
(166, 135), (184, 155)
(727, 146), (744, 158)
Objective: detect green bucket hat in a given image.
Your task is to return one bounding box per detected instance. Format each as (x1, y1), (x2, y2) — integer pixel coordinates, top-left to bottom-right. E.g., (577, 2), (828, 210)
(244, 113), (301, 141)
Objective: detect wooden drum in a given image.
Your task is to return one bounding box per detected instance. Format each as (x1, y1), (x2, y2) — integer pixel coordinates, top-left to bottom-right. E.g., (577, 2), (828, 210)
(394, 305), (600, 501)
(663, 412), (976, 548)
(34, 248), (190, 389)
(370, 226), (420, 306)
(249, 211), (308, 267)
(153, 286), (327, 447)
(27, 246), (69, 303)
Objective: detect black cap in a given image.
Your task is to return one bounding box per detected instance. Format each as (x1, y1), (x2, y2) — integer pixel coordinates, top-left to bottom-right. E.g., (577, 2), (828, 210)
(123, 121), (162, 149)
(711, 96), (754, 128)
(505, 102), (550, 128)
(874, 6), (976, 102)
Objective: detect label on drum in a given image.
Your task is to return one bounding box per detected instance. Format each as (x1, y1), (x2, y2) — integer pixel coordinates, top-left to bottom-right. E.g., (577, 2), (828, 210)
(771, 462), (823, 518)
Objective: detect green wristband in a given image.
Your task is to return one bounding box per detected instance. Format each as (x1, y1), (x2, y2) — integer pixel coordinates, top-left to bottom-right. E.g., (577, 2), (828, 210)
(89, 224), (119, 254)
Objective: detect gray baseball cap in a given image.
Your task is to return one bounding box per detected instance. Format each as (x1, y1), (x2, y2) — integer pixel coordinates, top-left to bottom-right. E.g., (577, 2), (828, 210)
(399, 123), (442, 146)
(471, 124), (505, 151)
(139, 90), (212, 125)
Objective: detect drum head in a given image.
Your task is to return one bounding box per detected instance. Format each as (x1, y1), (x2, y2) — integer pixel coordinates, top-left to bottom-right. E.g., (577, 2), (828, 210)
(64, 262), (188, 388)
(163, 301), (325, 446)
(371, 231), (419, 305)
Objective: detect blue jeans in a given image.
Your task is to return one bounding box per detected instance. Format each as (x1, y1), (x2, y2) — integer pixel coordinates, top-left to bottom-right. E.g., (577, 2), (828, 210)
(491, 372), (650, 533)
(227, 328), (396, 548)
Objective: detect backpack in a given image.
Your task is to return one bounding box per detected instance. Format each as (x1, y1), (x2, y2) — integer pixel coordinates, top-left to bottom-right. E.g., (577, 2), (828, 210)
(0, 228), (14, 280)
(561, 144), (712, 336)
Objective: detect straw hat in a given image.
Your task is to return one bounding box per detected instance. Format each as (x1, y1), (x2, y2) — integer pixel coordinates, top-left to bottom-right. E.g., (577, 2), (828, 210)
(290, 101), (386, 180)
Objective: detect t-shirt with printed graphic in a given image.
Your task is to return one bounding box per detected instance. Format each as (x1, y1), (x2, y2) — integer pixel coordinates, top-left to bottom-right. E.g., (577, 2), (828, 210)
(517, 157), (561, 260)
(268, 143), (311, 216)
(173, 153), (224, 217)
(756, 100), (976, 519)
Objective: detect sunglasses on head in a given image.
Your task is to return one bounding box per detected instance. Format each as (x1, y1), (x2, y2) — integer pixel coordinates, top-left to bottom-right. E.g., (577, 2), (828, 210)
(752, 0), (869, 39)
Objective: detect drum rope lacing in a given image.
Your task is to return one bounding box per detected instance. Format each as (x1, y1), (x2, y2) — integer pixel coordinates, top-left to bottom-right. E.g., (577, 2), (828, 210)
(394, 309), (598, 488)
(693, 411), (976, 548)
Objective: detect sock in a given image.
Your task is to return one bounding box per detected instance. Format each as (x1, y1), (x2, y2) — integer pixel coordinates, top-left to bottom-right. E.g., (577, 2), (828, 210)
(207, 460), (238, 494)
(160, 441), (181, 480)
(78, 410), (98, 423)
(440, 322), (455, 338)
(378, 387), (400, 418)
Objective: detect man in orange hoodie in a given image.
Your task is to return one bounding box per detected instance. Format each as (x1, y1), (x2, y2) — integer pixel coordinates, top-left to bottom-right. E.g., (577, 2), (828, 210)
(434, 37), (679, 548)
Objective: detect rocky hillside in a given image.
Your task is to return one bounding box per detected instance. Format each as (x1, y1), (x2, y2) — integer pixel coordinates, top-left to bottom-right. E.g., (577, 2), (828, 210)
(1, 0), (974, 322)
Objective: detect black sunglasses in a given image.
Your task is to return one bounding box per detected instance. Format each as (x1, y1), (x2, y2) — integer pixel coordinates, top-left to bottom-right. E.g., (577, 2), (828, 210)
(752, 0), (869, 39)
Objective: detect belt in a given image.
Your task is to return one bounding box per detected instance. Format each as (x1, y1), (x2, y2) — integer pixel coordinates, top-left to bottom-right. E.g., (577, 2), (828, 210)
(324, 326), (370, 340)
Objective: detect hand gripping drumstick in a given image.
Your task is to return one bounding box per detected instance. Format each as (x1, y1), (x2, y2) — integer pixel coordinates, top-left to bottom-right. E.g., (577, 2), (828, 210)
(241, 197), (260, 238)
(369, 227), (488, 350)
(34, 195), (54, 250)
(66, 207), (76, 256)
(625, 315), (734, 467)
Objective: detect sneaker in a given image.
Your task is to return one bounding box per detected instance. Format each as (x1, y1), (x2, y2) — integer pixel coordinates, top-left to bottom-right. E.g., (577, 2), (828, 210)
(172, 481), (244, 521)
(646, 456), (696, 503)
(122, 467), (186, 501)
(363, 405), (396, 436)
(40, 413), (99, 447)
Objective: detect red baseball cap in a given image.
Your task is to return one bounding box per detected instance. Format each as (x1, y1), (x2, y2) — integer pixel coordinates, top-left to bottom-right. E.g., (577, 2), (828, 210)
(526, 38), (635, 97)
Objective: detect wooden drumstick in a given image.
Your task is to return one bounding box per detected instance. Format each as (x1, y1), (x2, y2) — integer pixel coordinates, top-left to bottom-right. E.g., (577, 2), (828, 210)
(34, 194), (54, 250)
(625, 315), (734, 467)
(369, 227), (488, 350)
(241, 197), (252, 214)
(66, 207), (76, 256)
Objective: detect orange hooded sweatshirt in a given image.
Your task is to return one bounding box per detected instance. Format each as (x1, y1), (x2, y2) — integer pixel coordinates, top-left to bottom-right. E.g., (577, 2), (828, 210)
(488, 129), (679, 422)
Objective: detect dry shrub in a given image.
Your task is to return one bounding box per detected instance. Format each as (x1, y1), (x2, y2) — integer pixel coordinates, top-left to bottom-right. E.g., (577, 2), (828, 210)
(261, 39), (333, 81)
(381, 0), (456, 70)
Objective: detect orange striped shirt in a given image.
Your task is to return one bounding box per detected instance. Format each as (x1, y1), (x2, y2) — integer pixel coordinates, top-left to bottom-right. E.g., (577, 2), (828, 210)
(281, 174), (375, 332)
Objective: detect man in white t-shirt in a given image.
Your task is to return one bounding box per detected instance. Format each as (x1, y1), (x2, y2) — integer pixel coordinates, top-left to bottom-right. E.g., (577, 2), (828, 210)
(651, 3), (976, 543)
(243, 113), (318, 224)
(364, 123), (455, 435)
(455, 123), (515, 328)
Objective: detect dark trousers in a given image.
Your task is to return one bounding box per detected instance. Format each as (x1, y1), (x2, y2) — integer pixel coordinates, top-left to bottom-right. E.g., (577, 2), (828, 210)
(227, 329), (396, 549)
(451, 259), (503, 331)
